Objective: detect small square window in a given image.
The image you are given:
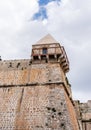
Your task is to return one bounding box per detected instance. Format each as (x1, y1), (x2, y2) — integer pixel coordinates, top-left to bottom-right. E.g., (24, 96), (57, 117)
(42, 48), (47, 54)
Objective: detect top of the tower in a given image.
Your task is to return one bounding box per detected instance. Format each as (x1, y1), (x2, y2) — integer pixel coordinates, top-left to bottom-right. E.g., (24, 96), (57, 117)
(35, 34), (59, 45)
(32, 34), (69, 73)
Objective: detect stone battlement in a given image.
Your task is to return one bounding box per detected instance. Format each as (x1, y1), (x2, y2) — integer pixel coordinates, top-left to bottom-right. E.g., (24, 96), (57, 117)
(0, 59), (31, 71)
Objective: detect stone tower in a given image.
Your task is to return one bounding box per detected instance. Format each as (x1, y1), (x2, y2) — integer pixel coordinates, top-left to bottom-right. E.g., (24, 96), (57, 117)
(0, 34), (79, 130)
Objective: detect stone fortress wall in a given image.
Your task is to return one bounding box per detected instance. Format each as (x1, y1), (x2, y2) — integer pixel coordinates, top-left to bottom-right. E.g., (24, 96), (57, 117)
(0, 60), (77, 130)
(0, 59), (79, 130)
(74, 100), (91, 130)
(0, 34), (90, 130)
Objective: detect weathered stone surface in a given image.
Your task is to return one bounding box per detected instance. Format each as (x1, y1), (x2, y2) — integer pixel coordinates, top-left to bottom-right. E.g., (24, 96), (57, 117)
(0, 60), (79, 130)
(0, 85), (79, 130)
(74, 99), (91, 130)
(0, 34), (83, 130)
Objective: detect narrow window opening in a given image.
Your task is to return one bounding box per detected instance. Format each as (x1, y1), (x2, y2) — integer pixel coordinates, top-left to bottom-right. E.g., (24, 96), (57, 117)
(42, 48), (47, 55)
(41, 55), (46, 60)
(49, 55), (55, 59)
(33, 56), (39, 60)
(57, 54), (61, 60)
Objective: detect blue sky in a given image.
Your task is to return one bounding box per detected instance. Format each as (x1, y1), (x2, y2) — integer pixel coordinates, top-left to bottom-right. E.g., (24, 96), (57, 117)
(33, 7), (47, 20)
(0, 0), (91, 102)
(38, 0), (60, 6)
(33, 0), (60, 20)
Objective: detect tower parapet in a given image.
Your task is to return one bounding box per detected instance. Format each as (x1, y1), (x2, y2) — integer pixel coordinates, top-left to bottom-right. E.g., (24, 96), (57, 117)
(31, 34), (69, 73)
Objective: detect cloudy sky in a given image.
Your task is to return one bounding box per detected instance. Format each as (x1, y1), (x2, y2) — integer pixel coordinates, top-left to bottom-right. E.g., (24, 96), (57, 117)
(0, 0), (91, 102)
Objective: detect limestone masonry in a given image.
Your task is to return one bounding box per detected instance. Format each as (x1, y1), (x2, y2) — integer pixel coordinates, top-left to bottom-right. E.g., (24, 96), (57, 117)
(0, 34), (91, 130)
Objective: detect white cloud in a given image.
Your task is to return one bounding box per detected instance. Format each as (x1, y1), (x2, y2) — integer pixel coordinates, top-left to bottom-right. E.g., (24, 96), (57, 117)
(0, 0), (39, 29)
(0, 0), (91, 102)
(0, 0), (40, 59)
(43, 0), (91, 102)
